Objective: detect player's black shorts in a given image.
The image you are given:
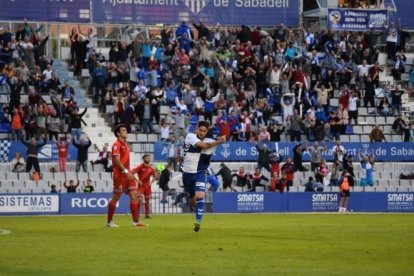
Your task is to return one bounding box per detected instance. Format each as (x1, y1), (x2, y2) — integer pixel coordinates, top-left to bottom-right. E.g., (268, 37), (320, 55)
(341, 190), (350, 197)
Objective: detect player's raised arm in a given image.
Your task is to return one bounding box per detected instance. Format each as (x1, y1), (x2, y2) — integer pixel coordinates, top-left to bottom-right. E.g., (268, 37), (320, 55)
(195, 135), (226, 149)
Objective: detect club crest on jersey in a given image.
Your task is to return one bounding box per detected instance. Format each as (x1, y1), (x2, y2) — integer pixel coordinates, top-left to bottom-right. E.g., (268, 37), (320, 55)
(181, 0), (209, 15)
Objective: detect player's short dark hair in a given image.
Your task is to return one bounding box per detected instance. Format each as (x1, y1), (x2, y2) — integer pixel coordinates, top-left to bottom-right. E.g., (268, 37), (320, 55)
(197, 121), (210, 129)
(114, 124), (127, 137)
(142, 154), (150, 159)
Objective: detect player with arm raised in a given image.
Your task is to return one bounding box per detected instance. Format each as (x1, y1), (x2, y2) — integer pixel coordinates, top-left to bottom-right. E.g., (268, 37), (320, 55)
(182, 121), (226, 232)
(106, 124), (146, 227)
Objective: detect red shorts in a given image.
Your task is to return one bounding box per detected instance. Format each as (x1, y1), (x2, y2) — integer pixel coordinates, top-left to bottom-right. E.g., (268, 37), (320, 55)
(138, 184), (151, 198)
(113, 177), (137, 194)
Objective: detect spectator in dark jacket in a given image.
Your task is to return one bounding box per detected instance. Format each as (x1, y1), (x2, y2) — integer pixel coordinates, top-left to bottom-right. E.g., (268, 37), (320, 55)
(158, 164), (174, 203)
(69, 107), (87, 140)
(72, 136), (91, 172)
(293, 143), (308, 171)
(192, 21), (210, 40)
(215, 163), (237, 192)
(74, 35), (89, 76)
(21, 134), (47, 173)
(256, 143), (271, 172)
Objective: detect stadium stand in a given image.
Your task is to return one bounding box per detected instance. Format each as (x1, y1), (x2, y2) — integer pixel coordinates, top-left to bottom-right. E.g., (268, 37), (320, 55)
(1, 3), (414, 206)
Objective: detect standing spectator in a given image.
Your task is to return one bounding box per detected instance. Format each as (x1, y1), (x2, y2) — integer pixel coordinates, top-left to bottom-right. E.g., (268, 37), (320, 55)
(64, 180), (80, 193)
(166, 136), (179, 172)
(315, 159), (330, 187)
(270, 150), (283, 177)
(348, 90), (359, 125)
(293, 143), (308, 172)
(314, 81), (333, 114)
(391, 52), (406, 81)
(72, 136), (92, 172)
(269, 122), (285, 142)
(215, 110), (236, 140)
(74, 34), (89, 76)
(338, 170), (351, 213)
(332, 140), (346, 177)
(343, 154), (355, 180)
(11, 108), (23, 141)
(131, 154), (158, 219)
(11, 152), (26, 173)
(255, 143), (271, 172)
(369, 125), (387, 143)
(386, 21), (398, 62)
(281, 156), (296, 190)
(215, 163), (237, 192)
(364, 77), (376, 107)
(390, 85), (404, 116)
(138, 98), (155, 134)
(159, 119), (171, 142)
(92, 62), (107, 104)
(22, 135), (46, 173)
(83, 179), (95, 193)
(359, 150), (376, 187)
(392, 114), (410, 142)
(327, 111), (341, 141)
(158, 164), (174, 203)
(106, 124), (146, 228)
(55, 136), (70, 172)
(287, 110), (302, 142)
(68, 107), (88, 140)
(307, 141), (327, 173)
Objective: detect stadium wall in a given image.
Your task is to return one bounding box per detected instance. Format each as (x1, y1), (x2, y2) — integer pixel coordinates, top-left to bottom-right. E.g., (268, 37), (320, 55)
(0, 192), (413, 215)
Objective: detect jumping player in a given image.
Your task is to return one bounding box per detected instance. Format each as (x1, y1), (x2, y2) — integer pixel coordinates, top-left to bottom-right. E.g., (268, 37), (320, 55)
(131, 154), (157, 219)
(182, 121), (226, 232)
(106, 124), (146, 227)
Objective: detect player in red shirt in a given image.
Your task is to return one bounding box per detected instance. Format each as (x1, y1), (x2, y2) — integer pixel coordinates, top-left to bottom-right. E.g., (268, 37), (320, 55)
(106, 124), (146, 227)
(55, 136), (70, 172)
(131, 154), (157, 219)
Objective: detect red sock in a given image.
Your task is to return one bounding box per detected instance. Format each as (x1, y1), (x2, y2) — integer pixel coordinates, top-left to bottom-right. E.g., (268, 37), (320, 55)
(107, 201), (117, 223)
(145, 200), (150, 216)
(130, 202), (139, 222)
(137, 202), (141, 220)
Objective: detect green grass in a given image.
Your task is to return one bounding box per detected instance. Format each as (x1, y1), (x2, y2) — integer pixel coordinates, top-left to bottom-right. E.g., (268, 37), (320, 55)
(0, 214), (413, 275)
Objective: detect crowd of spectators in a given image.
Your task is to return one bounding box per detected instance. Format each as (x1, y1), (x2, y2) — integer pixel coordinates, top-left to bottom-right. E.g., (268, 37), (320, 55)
(76, 19), (414, 146)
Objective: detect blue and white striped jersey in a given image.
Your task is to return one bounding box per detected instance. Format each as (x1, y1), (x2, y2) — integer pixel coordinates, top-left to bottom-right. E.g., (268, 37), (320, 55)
(181, 133), (216, 173)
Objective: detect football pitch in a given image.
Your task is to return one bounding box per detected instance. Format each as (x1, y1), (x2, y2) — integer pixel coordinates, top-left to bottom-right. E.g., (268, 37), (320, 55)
(1, 214), (413, 275)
